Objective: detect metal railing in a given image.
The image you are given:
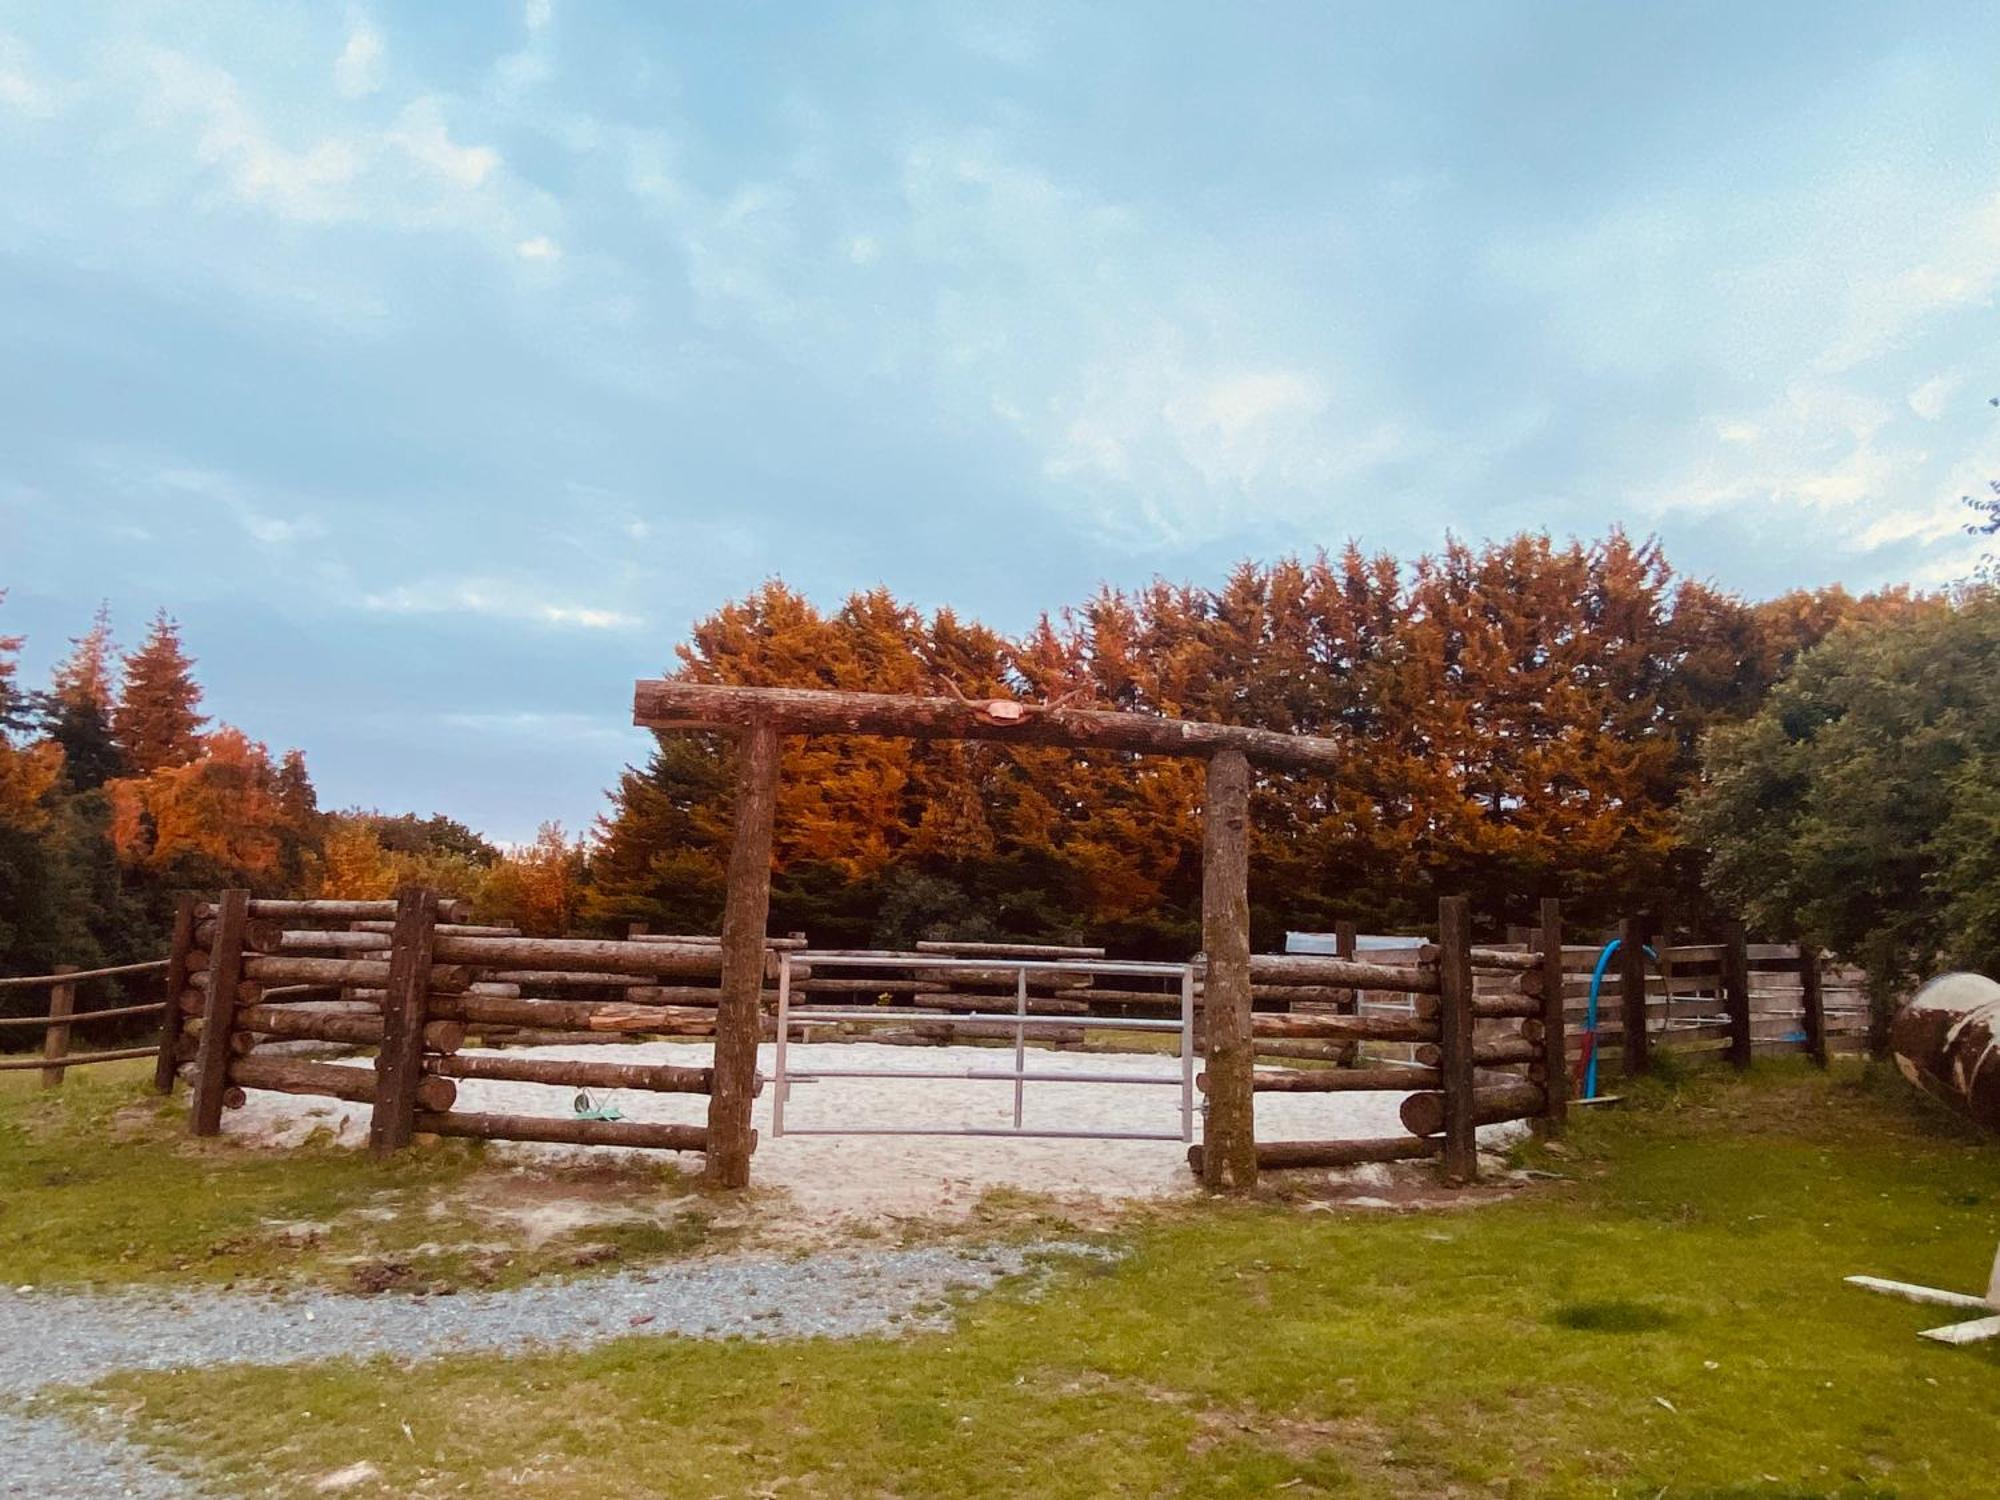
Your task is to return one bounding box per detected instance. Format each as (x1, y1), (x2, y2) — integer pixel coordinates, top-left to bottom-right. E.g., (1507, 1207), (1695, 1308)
(771, 953), (1198, 1143)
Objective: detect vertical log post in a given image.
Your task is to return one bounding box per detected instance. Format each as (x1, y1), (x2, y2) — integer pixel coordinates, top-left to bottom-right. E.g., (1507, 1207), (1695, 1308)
(369, 886), (440, 1158)
(189, 889), (249, 1136)
(1618, 915), (1651, 1079)
(1335, 918), (1359, 1066)
(707, 717), (779, 1189)
(1199, 747), (1255, 1191)
(153, 893), (197, 1095)
(1722, 920), (1752, 1070)
(40, 965), (76, 1091)
(1799, 941), (1828, 1068)
(1535, 897), (1567, 1135)
(1436, 896), (1477, 1183)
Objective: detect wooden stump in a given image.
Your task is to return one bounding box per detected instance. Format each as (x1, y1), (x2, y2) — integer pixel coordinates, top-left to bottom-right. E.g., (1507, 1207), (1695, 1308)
(706, 718), (779, 1189)
(190, 890), (249, 1136)
(1536, 897), (1567, 1134)
(1800, 942), (1828, 1068)
(153, 894), (197, 1095)
(40, 965), (75, 1091)
(1619, 915), (1650, 1078)
(1199, 747), (1255, 1191)
(1723, 921), (1751, 1071)
(368, 887), (439, 1158)
(1435, 896), (1476, 1183)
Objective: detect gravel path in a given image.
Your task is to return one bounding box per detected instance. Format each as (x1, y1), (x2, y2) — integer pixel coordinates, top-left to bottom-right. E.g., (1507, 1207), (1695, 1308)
(1, 1242), (1089, 1498)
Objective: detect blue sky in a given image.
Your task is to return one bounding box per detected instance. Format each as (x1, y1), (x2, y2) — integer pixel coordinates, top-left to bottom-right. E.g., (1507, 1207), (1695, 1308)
(7, 1), (1998, 841)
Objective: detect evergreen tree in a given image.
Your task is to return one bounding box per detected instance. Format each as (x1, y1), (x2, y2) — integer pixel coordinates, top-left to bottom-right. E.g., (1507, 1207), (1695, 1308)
(114, 610), (206, 774)
(41, 602), (125, 790)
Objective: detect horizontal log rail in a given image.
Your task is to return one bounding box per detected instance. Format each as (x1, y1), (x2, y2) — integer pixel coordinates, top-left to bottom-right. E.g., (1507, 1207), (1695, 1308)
(412, 1110), (714, 1152)
(0, 1045), (158, 1071)
(0, 959), (167, 989)
(430, 1053), (716, 1095)
(1235, 1065), (1440, 1092)
(1252, 1013), (1439, 1043)
(0, 999), (166, 1028)
(1247, 953), (1439, 993)
(634, 680), (1343, 773)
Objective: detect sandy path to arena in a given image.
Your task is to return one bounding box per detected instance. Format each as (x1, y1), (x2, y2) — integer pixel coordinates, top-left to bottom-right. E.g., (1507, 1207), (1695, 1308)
(229, 1040), (1518, 1223)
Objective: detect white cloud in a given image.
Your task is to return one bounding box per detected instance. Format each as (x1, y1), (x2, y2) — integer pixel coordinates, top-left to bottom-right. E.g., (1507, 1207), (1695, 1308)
(1815, 194), (2000, 374)
(386, 97), (498, 188)
(515, 234), (561, 261)
(361, 579), (641, 630)
(0, 31), (65, 118)
(524, 0), (554, 32)
(1908, 373), (1961, 422)
(334, 10), (384, 99)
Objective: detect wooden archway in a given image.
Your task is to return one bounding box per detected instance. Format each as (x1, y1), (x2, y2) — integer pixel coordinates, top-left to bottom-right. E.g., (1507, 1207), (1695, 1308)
(631, 681), (1341, 1191)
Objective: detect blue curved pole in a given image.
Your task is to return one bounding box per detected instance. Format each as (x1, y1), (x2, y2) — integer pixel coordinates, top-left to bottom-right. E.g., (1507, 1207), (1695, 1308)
(1581, 938), (1659, 1100)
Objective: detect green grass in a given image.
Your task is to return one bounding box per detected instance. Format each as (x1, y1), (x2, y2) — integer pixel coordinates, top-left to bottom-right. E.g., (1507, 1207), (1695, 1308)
(0, 1062), (727, 1290)
(49, 1061), (2000, 1497)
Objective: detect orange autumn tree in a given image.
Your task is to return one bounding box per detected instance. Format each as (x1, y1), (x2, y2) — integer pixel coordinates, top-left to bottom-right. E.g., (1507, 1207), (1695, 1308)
(592, 531), (1916, 947)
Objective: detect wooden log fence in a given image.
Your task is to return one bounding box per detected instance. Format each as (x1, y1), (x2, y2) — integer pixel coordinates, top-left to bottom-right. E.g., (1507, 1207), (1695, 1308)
(164, 887), (754, 1163)
(133, 875), (1871, 1194)
(0, 956), (172, 1086)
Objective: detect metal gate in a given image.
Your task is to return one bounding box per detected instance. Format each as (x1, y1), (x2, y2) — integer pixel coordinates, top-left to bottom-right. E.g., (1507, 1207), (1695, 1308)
(769, 953), (1198, 1142)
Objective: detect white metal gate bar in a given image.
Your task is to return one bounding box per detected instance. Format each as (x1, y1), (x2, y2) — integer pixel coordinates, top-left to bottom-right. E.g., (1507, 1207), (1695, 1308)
(770, 953), (1197, 1143)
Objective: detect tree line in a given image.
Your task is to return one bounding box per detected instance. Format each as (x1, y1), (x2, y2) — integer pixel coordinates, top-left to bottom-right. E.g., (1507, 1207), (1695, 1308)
(6, 525), (1969, 1007)
(0, 598), (586, 1009)
(589, 531), (1916, 952)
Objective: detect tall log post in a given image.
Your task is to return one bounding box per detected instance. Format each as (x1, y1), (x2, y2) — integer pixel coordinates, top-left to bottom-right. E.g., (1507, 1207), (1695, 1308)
(707, 717), (779, 1189)
(1534, 897), (1567, 1135)
(1435, 896), (1477, 1183)
(1722, 920), (1752, 1071)
(41, 965), (76, 1091)
(1799, 941), (1828, 1068)
(189, 889), (249, 1136)
(1618, 915), (1651, 1078)
(152, 893), (196, 1095)
(1199, 747), (1255, 1191)
(368, 886), (439, 1158)
(1334, 919), (1359, 1065)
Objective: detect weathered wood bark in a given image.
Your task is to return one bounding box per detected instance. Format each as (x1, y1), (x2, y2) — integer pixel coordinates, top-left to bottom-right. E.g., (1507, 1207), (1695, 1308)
(426, 993), (724, 1033)
(40, 965), (75, 1091)
(708, 718), (779, 1188)
(1413, 993), (1541, 1021)
(913, 940), (1107, 959)
(1188, 1136), (1440, 1172)
(430, 934), (734, 978)
(1249, 954), (1439, 993)
(1401, 1081), (1548, 1138)
(196, 898), (471, 922)
(234, 1004), (464, 1052)
(1723, 921), (1752, 1070)
(1235, 1065), (1440, 1092)
(368, 888), (438, 1158)
(1800, 942), (1828, 1068)
(431, 1053), (715, 1095)
(189, 890), (250, 1136)
(153, 894), (197, 1095)
(1199, 748), (1255, 1191)
(1332, 920), (1361, 1065)
(413, 1110), (713, 1153)
(634, 681), (1342, 773)
(1618, 916), (1651, 1078)
(229, 1054), (455, 1112)
(1252, 1013), (1439, 1043)
(194, 917), (284, 952)
(1537, 897), (1568, 1133)
(1415, 1038), (1538, 1068)
(1435, 896), (1477, 1183)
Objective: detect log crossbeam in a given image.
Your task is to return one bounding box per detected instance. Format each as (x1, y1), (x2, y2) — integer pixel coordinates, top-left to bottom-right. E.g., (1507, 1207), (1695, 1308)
(634, 681), (1340, 774)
